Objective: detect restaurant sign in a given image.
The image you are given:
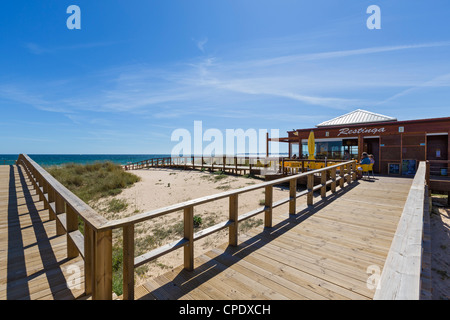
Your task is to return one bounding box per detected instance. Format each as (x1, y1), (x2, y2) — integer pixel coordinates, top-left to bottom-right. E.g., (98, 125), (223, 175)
(337, 127), (386, 136)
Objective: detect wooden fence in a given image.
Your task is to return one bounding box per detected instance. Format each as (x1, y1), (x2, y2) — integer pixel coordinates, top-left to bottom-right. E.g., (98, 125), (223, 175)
(16, 154), (357, 300)
(123, 155), (348, 176)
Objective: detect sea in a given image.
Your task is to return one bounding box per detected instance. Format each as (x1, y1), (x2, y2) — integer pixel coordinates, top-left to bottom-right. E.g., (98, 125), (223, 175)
(0, 154), (171, 167)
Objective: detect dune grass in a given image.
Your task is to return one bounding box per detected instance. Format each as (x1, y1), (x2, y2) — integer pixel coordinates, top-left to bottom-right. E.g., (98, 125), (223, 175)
(46, 162), (141, 204)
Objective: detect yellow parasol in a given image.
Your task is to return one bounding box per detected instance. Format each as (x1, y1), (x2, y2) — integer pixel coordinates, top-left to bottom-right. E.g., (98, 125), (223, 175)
(308, 131), (315, 160)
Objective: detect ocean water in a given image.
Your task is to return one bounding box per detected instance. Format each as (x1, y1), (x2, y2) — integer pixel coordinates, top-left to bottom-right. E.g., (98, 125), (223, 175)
(0, 154), (171, 167)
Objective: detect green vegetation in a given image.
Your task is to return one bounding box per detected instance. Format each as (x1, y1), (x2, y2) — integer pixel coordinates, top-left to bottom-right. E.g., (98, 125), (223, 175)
(107, 198), (129, 213)
(200, 170), (228, 183)
(46, 161), (141, 203)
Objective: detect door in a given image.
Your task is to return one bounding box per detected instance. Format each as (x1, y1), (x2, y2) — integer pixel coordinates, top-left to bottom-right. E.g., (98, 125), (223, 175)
(364, 138), (380, 173)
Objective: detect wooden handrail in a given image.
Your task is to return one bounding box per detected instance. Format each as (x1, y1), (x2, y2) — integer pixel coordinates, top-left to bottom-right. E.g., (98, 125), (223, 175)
(123, 155), (283, 171)
(15, 154), (357, 300)
(373, 161), (429, 300)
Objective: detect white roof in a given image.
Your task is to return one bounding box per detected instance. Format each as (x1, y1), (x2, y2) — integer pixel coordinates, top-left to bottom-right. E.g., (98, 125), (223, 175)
(316, 109), (397, 127)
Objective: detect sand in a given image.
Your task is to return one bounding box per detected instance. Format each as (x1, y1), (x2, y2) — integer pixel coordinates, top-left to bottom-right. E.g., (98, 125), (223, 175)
(92, 167), (292, 286)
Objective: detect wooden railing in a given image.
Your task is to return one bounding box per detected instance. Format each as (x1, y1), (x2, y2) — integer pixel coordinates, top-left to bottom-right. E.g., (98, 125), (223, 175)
(123, 156), (281, 172)
(374, 161), (430, 300)
(16, 154), (357, 300)
(123, 155), (349, 177)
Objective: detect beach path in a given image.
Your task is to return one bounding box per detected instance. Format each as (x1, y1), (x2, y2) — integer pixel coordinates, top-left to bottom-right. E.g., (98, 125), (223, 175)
(0, 165), (85, 300)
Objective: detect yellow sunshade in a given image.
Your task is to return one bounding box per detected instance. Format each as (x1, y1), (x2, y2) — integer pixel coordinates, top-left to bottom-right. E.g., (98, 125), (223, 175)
(308, 131), (315, 160)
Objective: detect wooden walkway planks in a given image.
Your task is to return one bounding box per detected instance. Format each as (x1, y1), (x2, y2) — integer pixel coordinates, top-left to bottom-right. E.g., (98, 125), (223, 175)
(0, 165), (85, 300)
(134, 175), (413, 300)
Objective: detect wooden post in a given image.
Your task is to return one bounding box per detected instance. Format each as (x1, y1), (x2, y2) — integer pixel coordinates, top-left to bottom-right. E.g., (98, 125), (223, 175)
(289, 178), (297, 215)
(307, 174), (314, 206)
(123, 225), (135, 300)
(340, 165), (345, 188)
(84, 224), (94, 295)
(331, 167), (337, 193)
(352, 162), (357, 181)
(48, 186), (56, 221)
(43, 180), (49, 210)
(347, 163), (351, 184)
(321, 170), (327, 199)
(93, 229), (113, 300)
(55, 194), (66, 236)
(264, 185), (273, 228)
(66, 205), (79, 258)
(184, 206), (194, 271)
(229, 195), (239, 246)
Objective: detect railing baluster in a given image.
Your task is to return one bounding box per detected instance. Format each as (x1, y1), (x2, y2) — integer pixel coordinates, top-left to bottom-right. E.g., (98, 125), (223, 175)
(55, 194), (66, 235)
(229, 194), (239, 246)
(321, 170), (327, 199)
(264, 185), (273, 228)
(289, 178), (297, 215)
(84, 223), (94, 295)
(184, 206), (194, 271)
(67, 205), (79, 258)
(331, 167), (337, 193)
(307, 174), (314, 206)
(93, 229), (113, 300)
(123, 224), (135, 300)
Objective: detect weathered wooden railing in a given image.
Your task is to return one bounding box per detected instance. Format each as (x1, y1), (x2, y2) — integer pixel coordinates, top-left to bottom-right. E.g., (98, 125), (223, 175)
(374, 161), (430, 300)
(123, 156), (350, 177)
(16, 154), (357, 300)
(123, 156), (282, 173)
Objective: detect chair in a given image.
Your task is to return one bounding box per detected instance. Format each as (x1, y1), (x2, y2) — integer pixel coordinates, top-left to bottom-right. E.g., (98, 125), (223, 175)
(360, 163), (375, 180)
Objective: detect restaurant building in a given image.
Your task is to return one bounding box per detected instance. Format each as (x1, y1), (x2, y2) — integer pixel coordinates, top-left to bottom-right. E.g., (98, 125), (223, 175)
(275, 109), (450, 175)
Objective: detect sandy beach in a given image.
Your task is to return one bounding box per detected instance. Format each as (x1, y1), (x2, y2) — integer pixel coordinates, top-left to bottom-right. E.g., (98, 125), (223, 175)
(92, 168), (294, 286)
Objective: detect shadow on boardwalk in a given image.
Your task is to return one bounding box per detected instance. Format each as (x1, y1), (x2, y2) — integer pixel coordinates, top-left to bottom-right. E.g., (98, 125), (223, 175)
(2, 165), (76, 300)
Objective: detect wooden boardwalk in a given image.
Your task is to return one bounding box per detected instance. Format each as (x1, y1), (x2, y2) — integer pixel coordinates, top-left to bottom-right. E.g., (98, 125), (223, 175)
(0, 163), (415, 300)
(133, 175), (413, 300)
(0, 165), (85, 300)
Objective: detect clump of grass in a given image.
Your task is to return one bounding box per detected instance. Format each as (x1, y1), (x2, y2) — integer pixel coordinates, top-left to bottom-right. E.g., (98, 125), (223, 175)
(239, 218), (263, 233)
(46, 161), (141, 203)
(107, 198), (128, 213)
(193, 215), (202, 228)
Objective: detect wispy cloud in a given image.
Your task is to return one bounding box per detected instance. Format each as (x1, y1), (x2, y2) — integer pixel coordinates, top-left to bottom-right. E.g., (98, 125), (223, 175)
(4, 40), (450, 124)
(194, 37), (208, 53)
(23, 41), (120, 55)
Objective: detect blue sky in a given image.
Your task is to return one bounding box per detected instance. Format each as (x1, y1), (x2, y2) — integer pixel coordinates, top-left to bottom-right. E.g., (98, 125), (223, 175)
(1, 1), (449, 154)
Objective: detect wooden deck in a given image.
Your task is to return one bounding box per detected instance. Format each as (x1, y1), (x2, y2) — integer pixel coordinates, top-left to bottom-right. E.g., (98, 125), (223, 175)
(0, 165), (85, 300)
(0, 164), (415, 300)
(133, 175), (413, 300)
